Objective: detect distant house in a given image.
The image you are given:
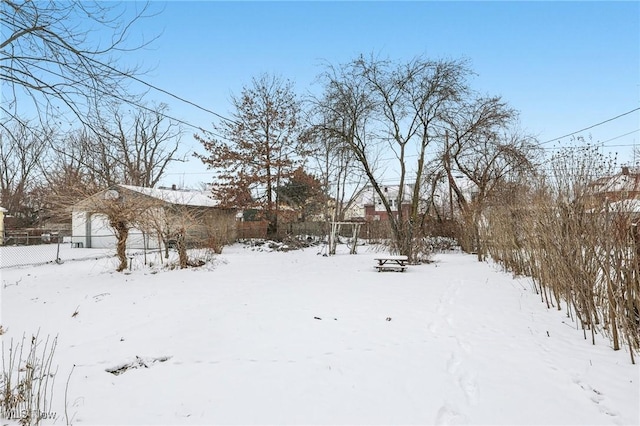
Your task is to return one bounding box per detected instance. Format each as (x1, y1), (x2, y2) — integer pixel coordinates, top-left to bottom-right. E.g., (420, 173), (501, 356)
(589, 166), (640, 204)
(0, 206), (6, 245)
(350, 184), (414, 221)
(72, 185), (237, 249)
(584, 168), (640, 240)
(347, 177), (478, 222)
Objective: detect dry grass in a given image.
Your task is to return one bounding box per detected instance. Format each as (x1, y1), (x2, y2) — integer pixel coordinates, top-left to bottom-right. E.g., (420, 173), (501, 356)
(1, 332), (58, 425)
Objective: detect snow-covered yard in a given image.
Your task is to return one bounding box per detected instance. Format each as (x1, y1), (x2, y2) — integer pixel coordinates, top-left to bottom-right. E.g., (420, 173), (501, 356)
(1, 242), (638, 425)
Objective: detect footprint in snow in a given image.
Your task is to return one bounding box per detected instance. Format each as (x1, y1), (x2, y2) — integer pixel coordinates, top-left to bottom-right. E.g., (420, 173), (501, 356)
(446, 353), (461, 375)
(454, 337), (472, 354)
(458, 372), (479, 406)
(572, 377), (618, 418)
(435, 403), (468, 425)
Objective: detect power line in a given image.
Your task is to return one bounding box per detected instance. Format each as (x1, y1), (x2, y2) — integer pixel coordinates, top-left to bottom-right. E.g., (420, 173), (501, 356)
(15, 32), (238, 130)
(25, 62), (228, 139)
(540, 128), (640, 150)
(540, 107), (640, 145)
(38, 38), (640, 155)
(103, 61), (239, 125)
(600, 128), (639, 144)
(22, 33), (640, 151)
(37, 34), (240, 126)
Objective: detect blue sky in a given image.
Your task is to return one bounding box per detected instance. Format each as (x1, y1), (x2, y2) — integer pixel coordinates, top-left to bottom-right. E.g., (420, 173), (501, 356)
(118, 1), (639, 187)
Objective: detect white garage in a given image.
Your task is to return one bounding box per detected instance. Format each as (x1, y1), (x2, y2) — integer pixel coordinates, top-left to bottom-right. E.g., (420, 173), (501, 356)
(71, 211), (158, 249)
(70, 184), (233, 251)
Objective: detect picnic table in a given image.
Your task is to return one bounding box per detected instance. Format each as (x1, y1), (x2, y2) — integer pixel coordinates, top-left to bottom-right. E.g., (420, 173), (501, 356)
(374, 255), (409, 272)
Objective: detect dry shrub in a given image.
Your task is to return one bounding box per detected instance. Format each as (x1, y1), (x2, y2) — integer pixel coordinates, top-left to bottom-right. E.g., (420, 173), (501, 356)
(202, 235), (224, 255)
(482, 144), (640, 363)
(1, 332), (58, 425)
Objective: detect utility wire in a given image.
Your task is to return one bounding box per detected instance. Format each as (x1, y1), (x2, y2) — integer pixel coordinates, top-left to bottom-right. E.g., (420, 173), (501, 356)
(539, 107), (640, 145)
(25, 39), (640, 185)
(599, 128), (639, 145)
(38, 34), (240, 126)
(102, 60), (239, 125)
(26, 62), (227, 139)
(540, 128), (640, 150)
(29, 34), (640, 149)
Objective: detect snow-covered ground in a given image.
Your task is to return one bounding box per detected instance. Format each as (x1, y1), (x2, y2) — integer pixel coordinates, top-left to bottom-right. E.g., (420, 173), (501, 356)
(1, 242), (638, 425)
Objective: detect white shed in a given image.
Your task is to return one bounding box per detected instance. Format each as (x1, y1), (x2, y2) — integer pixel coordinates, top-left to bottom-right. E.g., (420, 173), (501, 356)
(71, 184), (235, 250)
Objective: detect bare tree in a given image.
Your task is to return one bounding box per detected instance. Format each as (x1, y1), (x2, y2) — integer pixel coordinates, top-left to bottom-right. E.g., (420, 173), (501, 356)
(72, 188), (161, 271)
(304, 110), (368, 222)
(313, 55), (469, 261)
(47, 104), (183, 190)
(0, 121), (51, 226)
(1, 1), (158, 132)
(136, 193), (236, 269)
(441, 97), (539, 258)
(35, 104), (183, 233)
(98, 104), (184, 188)
(44, 128), (107, 197)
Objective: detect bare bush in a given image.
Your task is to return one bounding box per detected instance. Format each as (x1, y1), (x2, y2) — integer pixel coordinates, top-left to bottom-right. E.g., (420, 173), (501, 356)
(1, 332), (58, 425)
(482, 144), (640, 363)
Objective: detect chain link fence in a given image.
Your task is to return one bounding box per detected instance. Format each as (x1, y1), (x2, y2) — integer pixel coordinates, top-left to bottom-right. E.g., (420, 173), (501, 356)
(0, 234), (116, 269)
(0, 226), (233, 269)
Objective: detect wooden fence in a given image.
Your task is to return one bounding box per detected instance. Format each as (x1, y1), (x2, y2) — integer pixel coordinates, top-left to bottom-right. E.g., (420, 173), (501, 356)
(236, 220), (394, 241)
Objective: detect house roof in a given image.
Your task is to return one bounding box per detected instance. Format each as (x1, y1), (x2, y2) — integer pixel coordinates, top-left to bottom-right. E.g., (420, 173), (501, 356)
(605, 199), (640, 213)
(0, 206), (7, 213)
(357, 184), (415, 206)
(119, 185), (220, 207)
(355, 175), (478, 207)
(590, 171), (640, 194)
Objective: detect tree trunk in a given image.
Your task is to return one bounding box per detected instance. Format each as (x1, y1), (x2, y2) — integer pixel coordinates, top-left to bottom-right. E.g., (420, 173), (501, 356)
(396, 219), (415, 263)
(176, 228), (187, 269)
(112, 221), (129, 272)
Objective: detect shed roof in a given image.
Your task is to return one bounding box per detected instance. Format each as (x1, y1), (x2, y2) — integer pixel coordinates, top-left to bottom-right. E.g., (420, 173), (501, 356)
(119, 185), (220, 207)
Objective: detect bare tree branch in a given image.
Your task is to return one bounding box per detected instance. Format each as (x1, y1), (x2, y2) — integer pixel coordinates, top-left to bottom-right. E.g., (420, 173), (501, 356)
(1, 0), (160, 132)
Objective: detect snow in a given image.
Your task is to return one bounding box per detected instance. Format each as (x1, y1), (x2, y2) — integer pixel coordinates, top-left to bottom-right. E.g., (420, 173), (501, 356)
(1, 242), (639, 425)
(119, 185), (219, 207)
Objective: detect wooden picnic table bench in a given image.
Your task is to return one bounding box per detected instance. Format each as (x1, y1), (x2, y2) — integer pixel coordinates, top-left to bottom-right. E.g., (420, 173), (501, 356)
(374, 255), (409, 272)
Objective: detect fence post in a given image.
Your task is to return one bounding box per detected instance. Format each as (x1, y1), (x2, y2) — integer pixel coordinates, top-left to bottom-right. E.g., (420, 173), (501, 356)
(55, 236), (62, 264)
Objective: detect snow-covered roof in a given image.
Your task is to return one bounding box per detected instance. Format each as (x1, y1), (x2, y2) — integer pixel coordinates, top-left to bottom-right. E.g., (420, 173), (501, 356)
(119, 185), (220, 208)
(590, 172), (640, 194)
(605, 199), (640, 213)
(357, 185), (415, 206)
(0, 206), (7, 213)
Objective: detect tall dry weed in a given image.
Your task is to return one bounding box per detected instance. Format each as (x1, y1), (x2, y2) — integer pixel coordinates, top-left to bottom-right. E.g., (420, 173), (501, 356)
(1, 332), (58, 425)
(482, 143), (639, 363)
